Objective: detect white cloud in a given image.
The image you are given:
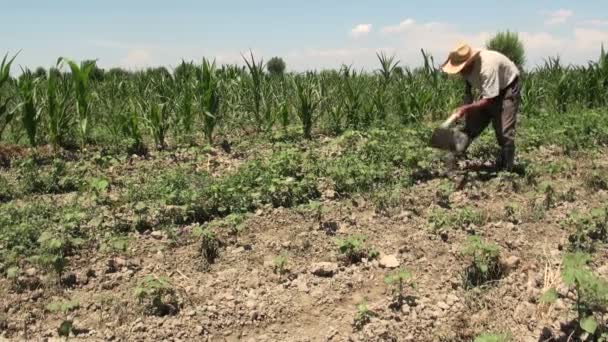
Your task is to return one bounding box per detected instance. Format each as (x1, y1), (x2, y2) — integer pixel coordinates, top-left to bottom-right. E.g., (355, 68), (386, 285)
(380, 19), (415, 34)
(583, 19), (608, 27)
(120, 49), (152, 69)
(544, 9), (574, 26)
(350, 24), (372, 38)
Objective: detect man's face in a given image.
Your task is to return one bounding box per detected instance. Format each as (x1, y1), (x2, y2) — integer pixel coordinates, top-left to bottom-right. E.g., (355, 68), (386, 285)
(459, 56), (478, 77)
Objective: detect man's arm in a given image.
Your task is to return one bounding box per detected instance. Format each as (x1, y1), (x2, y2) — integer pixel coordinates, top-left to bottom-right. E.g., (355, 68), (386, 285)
(453, 97), (494, 118)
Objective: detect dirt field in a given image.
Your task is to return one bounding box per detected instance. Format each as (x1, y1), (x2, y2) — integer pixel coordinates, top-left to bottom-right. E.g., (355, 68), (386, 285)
(1, 137), (608, 342)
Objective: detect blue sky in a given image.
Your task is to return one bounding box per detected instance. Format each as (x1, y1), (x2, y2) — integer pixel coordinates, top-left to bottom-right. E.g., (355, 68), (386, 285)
(3, 1), (608, 71)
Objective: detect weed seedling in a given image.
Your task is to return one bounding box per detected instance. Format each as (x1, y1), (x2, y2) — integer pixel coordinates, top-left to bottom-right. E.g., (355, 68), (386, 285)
(133, 275), (179, 316)
(353, 301), (373, 330)
(272, 254), (289, 276)
(560, 252), (608, 339)
(474, 332), (510, 342)
(462, 236), (503, 289)
(384, 269), (415, 309)
(336, 235), (378, 264)
(193, 226), (220, 270)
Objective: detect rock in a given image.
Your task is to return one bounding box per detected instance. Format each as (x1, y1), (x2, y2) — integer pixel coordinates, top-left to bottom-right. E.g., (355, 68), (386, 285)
(401, 305), (411, 315)
(185, 309), (196, 317)
(195, 326), (205, 335)
(61, 273), (78, 288)
(379, 255), (400, 269)
(436, 301), (450, 311)
(446, 294), (459, 306)
(30, 289), (44, 301)
(133, 322), (146, 332)
(310, 262), (338, 277)
(502, 255), (521, 270)
(150, 231), (164, 240)
(322, 189), (336, 200)
(25, 267), (37, 277)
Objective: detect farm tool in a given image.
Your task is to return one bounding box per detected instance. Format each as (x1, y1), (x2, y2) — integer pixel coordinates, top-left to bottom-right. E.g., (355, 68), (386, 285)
(429, 113), (469, 152)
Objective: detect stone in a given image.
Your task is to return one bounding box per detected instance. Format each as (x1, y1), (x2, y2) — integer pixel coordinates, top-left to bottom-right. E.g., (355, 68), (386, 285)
(502, 255), (521, 270)
(310, 262), (338, 277)
(195, 326), (205, 335)
(61, 273), (78, 288)
(150, 231), (164, 240)
(379, 255), (400, 269)
(436, 301), (450, 311)
(25, 267), (37, 277)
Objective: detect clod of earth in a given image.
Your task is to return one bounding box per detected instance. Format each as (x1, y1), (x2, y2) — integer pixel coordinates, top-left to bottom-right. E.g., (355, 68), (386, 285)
(310, 262), (338, 277)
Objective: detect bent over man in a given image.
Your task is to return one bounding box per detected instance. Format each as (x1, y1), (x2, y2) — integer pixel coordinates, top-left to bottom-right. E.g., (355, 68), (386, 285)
(441, 43), (521, 171)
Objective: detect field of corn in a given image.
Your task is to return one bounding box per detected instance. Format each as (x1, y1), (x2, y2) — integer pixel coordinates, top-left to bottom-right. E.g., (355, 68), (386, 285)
(1, 47), (608, 341)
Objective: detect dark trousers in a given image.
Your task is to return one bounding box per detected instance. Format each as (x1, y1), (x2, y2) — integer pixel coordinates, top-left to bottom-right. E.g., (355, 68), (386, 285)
(461, 78), (521, 150)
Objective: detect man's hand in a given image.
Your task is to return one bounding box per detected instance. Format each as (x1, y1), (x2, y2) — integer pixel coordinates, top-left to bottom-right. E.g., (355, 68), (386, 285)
(452, 107), (466, 119)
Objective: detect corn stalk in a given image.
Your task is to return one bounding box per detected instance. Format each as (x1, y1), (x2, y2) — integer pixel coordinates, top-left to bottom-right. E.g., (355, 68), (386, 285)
(59, 58), (96, 145)
(0, 53), (18, 140)
(198, 58), (220, 145)
(17, 69), (41, 146)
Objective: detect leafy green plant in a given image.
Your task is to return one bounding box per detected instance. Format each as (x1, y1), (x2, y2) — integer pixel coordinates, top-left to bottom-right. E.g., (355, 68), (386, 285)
(462, 236), (503, 288)
(59, 58), (96, 145)
(133, 275), (179, 316)
(17, 68), (41, 146)
(336, 235), (379, 264)
(384, 269), (415, 309)
(272, 254), (288, 275)
(0, 52), (18, 140)
(566, 207), (608, 253)
(474, 332), (510, 342)
(293, 72), (322, 139)
(198, 58), (221, 144)
(46, 65), (74, 149)
(193, 226), (220, 269)
(47, 299), (80, 314)
(353, 301), (374, 330)
(560, 252), (608, 338)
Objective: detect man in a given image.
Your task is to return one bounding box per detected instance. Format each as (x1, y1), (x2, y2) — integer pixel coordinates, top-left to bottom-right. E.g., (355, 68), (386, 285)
(441, 43), (521, 172)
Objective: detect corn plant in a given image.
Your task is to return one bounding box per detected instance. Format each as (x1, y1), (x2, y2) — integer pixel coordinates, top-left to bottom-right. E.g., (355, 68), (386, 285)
(0, 53), (18, 140)
(174, 60), (197, 143)
(461, 235), (503, 288)
(293, 72), (322, 139)
(46, 66), (73, 149)
(59, 58), (96, 145)
(17, 69), (41, 146)
(243, 51), (273, 132)
(198, 58), (221, 145)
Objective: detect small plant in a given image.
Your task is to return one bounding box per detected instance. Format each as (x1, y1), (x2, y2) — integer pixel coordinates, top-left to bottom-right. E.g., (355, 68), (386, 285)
(566, 207), (608, 253)
(336, 235), (378, 264)
(353, 301), (373, 330)
(133, 275), (179, 316)
(539, 181), (555, 210)
(503, 203), (521, 224)
(384, 269), (415, 309)
(193, 226), (220, 269)
(272, 254), (288, 275)
(462, 236), (503, 288)
(47, 299), (80, 338)
(585, 170), (608, 191)
(474, 332), (510, 342)
(47, 299), (80, 314)
(436, 180), (454, 208)
(559, 252), (608, 339)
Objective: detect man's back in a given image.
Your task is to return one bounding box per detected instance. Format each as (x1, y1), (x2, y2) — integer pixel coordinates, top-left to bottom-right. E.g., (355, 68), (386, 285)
(465, 50), (520, 99)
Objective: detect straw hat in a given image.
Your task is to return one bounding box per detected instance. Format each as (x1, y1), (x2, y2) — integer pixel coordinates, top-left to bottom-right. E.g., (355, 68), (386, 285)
(441, 43), (481, 74)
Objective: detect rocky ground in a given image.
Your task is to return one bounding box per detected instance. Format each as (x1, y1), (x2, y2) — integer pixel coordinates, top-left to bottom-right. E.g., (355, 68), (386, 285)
(1, 142), (608, 342)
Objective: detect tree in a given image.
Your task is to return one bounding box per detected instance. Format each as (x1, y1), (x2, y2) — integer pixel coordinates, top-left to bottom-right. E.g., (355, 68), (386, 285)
(486, 31), (526, 70)
(267, 56), (286, 76)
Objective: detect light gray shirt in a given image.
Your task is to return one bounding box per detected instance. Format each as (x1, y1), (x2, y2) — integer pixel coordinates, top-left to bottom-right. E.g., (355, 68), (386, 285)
(464, 50), (520, 99)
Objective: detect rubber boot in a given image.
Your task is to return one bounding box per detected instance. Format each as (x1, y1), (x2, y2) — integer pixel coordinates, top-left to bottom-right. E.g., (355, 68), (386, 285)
(500, 145), (515, 172)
